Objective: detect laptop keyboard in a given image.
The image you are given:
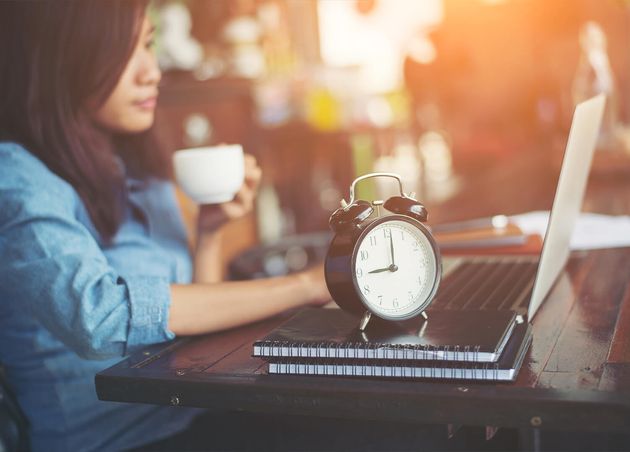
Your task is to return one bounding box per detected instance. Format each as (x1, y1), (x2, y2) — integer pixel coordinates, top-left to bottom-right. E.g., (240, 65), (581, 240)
(432, 260), (538, 311)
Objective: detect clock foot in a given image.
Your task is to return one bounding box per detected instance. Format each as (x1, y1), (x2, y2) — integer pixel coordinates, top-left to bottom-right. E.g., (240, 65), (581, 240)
(358, 311), (372, 331)
(421, 311), (429, 320)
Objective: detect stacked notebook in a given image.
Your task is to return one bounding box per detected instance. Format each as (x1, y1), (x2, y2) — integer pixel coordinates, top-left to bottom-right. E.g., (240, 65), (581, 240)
(253, 308), (532, 382)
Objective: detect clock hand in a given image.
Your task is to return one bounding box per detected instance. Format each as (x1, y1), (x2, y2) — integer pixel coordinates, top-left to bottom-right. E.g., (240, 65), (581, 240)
(388, 233), (398, 272)
(389, 233), (395, 267)
(368, 264), (398, 274)
(368, 267), (390, 274)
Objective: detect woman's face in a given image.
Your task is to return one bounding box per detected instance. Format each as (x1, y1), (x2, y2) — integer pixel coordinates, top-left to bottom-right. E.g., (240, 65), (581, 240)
(91, 16), (161, 134)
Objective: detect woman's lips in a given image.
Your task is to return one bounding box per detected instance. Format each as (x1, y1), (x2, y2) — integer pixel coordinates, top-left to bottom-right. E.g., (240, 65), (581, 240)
(134, 96), (157, 110)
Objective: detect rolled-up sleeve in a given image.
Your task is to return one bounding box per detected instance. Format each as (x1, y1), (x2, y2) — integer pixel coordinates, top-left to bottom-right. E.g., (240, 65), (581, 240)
(0, 149), (175, 360)
(124, 275), (174, 352)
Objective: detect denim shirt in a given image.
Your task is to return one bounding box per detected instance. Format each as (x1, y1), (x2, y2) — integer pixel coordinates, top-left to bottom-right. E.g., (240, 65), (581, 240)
(0, 142), (201, 451)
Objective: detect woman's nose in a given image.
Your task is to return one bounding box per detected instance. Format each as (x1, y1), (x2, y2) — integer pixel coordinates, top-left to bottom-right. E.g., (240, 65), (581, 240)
(138, 52), (161, 87)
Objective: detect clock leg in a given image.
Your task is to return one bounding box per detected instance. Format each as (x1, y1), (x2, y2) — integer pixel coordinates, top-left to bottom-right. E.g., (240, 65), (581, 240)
(358, 311), (372, 331)
(417, 312), (429, 337)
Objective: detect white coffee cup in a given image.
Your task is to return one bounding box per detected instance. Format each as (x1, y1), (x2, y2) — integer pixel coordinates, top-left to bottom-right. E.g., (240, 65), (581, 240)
(173, 144), (244, 204)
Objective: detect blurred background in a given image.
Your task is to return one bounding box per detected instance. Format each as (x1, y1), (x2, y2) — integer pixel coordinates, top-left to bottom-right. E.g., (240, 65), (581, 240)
(150, 0), (630, 277)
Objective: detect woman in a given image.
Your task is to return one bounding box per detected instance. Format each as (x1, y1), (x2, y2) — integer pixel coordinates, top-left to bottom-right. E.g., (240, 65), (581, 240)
(0, 2), (329, 450)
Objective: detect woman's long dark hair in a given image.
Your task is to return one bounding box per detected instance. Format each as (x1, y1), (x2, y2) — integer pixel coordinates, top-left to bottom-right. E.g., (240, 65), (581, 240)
(0, 1), (169, 242)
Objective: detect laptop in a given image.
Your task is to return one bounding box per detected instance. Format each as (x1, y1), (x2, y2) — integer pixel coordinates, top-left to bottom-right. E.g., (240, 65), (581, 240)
(432, 94), (606, 321)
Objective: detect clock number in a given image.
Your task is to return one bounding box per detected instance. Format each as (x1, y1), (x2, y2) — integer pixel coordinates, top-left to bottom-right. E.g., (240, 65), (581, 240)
(377, 295), (383, 305)
(356, 267), (363, 278)
(363, 284), (371, 294)
(369, 236), (377, 246)
(412, 241), (419, 251)
(393, 298), (399, 308)
(400, 230), (405, 241)
(408, 291), (414, 301)
(360, 250), (369, 261)
(383, 228), (391, 238)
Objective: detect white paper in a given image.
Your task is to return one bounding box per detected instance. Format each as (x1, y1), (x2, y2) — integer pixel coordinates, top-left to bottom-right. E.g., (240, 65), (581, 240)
(511, 211), (630, 250)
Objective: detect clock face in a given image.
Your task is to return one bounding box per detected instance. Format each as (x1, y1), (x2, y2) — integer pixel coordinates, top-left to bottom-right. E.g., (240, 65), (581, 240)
(352, 217), (440, 320)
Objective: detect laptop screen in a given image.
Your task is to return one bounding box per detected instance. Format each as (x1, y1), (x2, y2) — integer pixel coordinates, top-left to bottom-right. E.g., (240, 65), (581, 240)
(527, 94), (605, 320)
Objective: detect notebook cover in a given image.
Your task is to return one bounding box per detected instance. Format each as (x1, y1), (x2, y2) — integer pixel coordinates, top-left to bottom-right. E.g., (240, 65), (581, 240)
(440, 234), (543, 256)
(434, 223), (523, 245)
(267, 321), (532, 382)
(253, 308), (519, 363)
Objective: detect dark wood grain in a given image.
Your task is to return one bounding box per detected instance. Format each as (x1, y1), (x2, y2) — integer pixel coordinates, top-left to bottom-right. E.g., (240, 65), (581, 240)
(202, 341), (267, 376)
(607, 281), (630, 364)
(135, 313), (290, 375)
(536, 250), (630, 390)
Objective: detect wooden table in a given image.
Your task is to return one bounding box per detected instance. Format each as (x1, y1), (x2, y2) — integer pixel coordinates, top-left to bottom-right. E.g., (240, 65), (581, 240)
(96, 247), (630, 447)
(96, 140), (630, 449)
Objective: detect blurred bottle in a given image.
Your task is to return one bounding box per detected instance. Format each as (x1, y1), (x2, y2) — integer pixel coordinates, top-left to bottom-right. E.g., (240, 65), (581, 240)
(571, 21), (621, 152)
(418, 130), (457, 203)
(256, 182), (282, 244)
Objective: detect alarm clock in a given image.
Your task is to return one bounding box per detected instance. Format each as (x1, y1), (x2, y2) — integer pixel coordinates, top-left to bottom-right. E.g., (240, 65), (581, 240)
(324, 173), (441, 331)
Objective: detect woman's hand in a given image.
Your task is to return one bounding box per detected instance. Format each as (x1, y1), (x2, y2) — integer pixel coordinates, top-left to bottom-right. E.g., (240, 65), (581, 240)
(295, 264), (332, 307)
(197, 154), (262, 233)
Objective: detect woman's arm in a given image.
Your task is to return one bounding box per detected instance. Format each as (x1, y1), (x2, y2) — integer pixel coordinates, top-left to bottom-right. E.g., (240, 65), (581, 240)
(169, 265), (329, 335)
(192, 227), (224, 283)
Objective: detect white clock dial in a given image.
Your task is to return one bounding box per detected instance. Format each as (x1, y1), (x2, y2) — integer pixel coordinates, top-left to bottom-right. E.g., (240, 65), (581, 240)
(353, 218), (439, 319)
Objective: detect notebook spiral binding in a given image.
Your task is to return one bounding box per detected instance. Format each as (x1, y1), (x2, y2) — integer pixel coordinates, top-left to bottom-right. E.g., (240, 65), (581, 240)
(261, 340), (483, 362)
(269, 358), (502, 380)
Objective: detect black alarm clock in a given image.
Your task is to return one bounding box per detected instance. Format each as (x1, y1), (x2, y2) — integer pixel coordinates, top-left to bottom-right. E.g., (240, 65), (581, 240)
(324, 173), (441, 331)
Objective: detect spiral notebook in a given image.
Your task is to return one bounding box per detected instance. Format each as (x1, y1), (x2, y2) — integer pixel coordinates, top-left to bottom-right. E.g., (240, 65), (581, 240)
(268, 319), (532, 382)
(253, 307), (519, 363)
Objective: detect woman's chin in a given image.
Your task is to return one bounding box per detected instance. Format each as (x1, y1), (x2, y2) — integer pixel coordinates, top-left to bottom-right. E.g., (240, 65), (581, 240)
(118, 115), (155, 134)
